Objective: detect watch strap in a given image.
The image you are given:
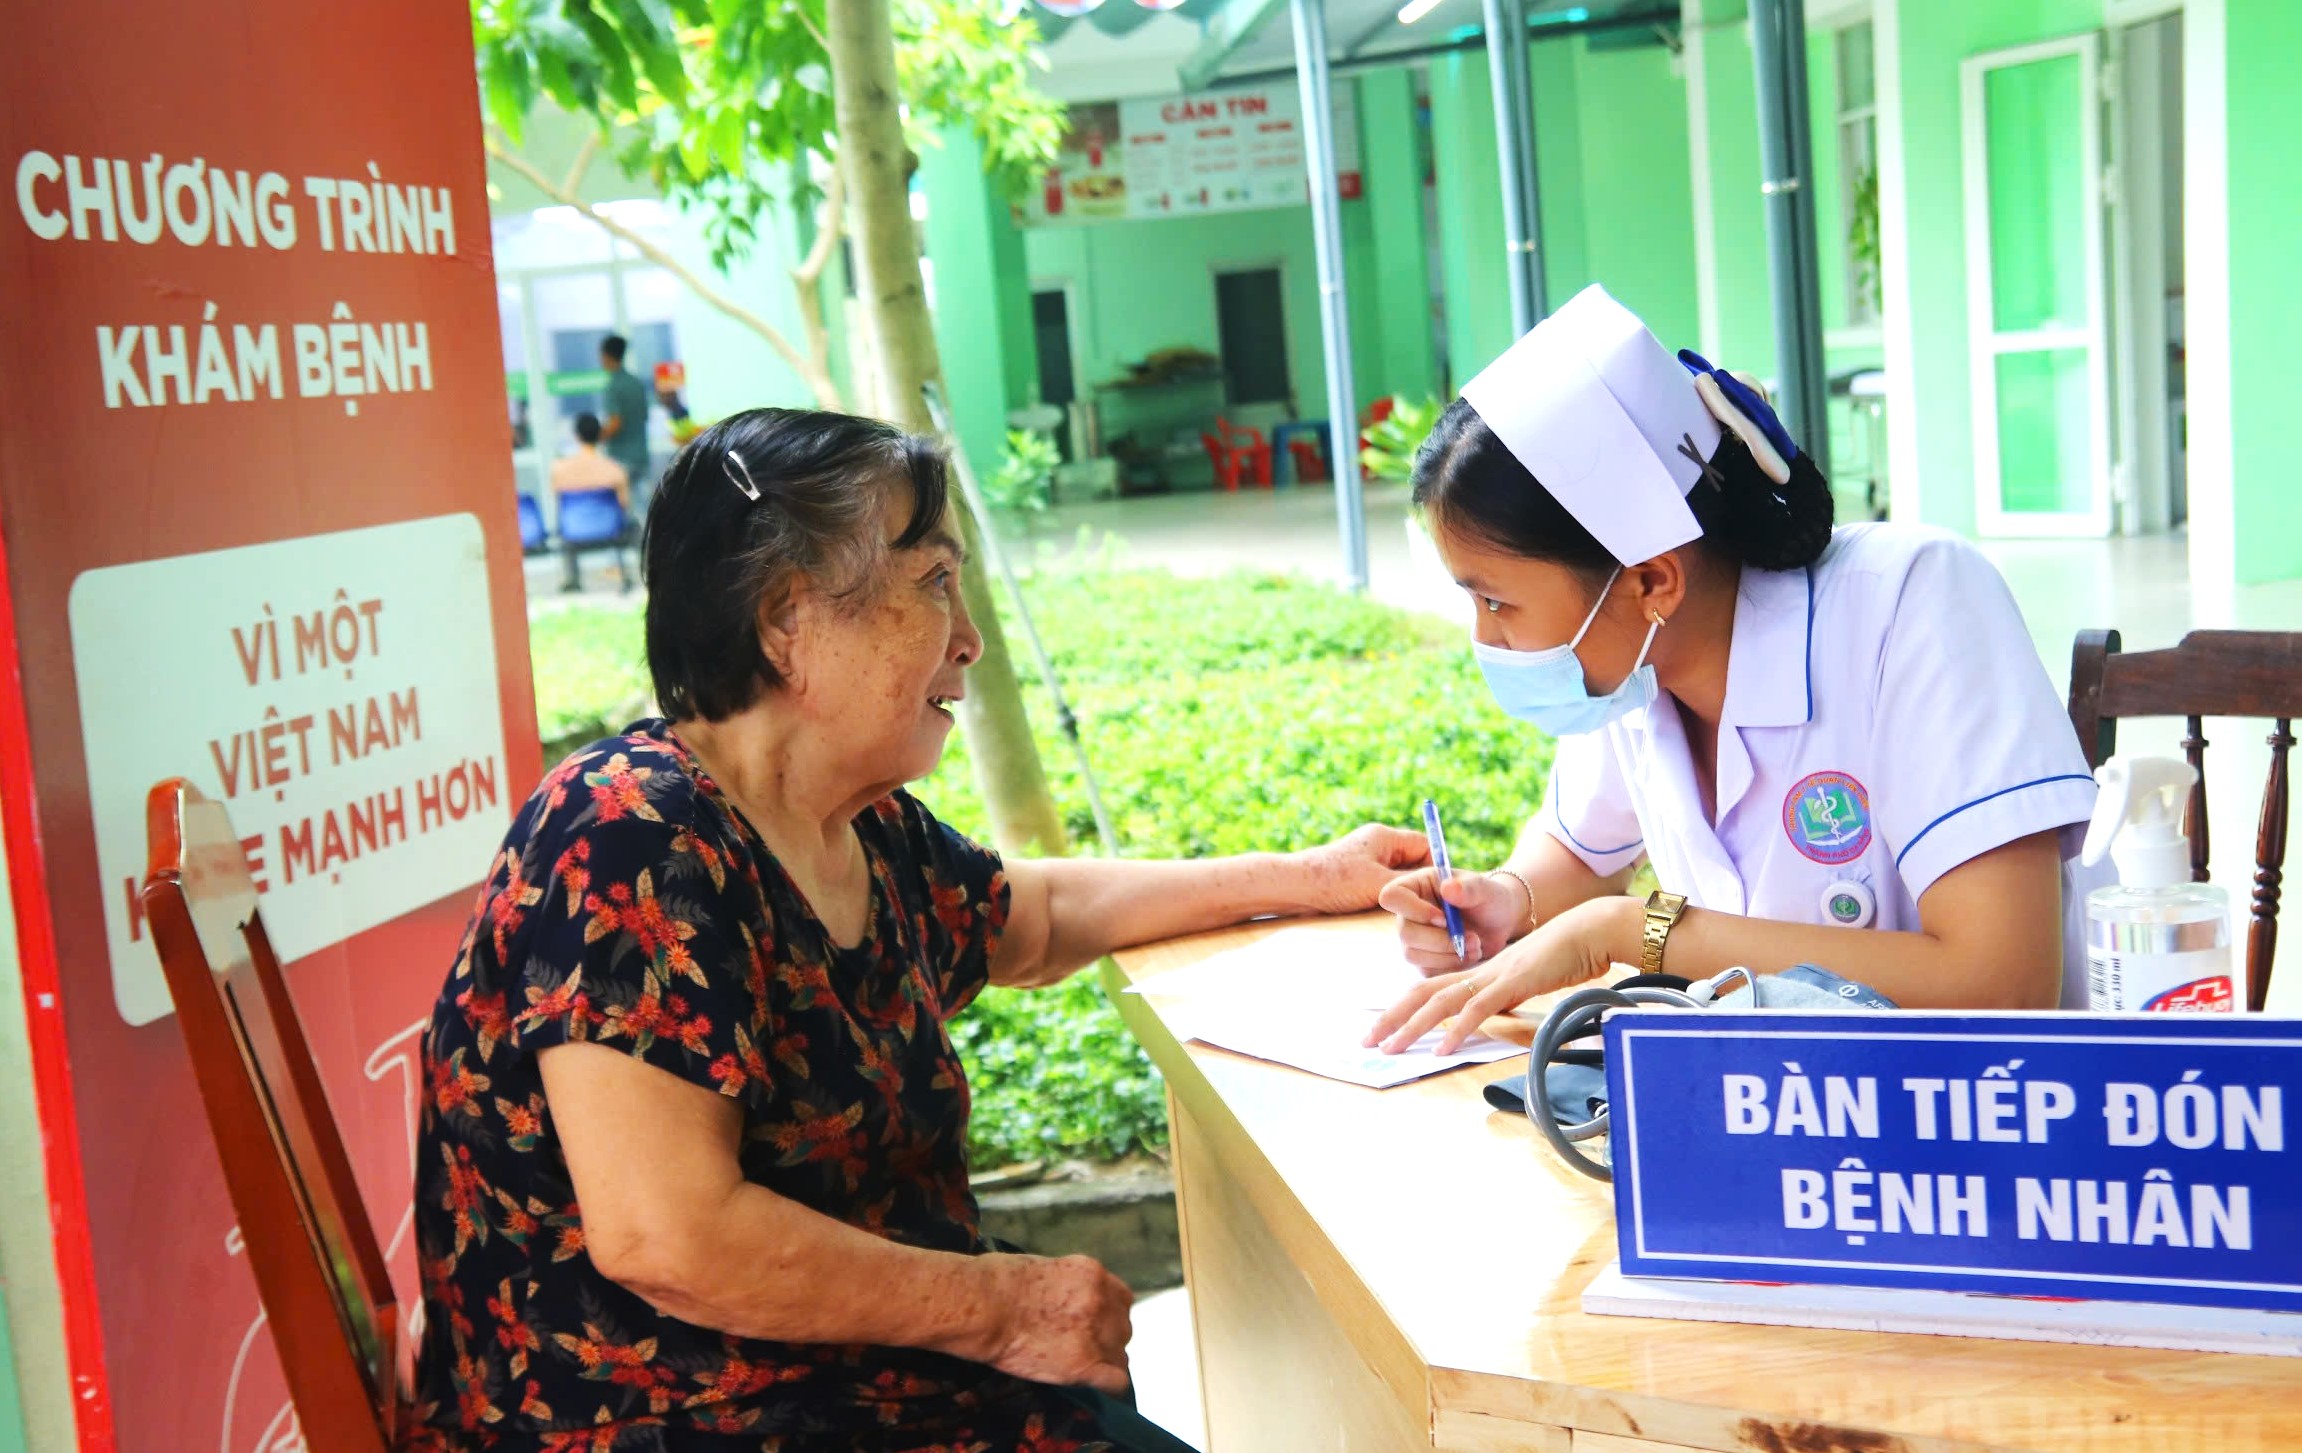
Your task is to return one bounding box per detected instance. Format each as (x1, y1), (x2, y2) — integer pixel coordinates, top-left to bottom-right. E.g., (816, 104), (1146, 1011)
(1641, 891), (1688, 974)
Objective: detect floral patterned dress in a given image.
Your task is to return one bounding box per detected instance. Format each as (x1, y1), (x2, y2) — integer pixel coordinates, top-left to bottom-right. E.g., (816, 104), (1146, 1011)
(410, 720), (1117, 1452)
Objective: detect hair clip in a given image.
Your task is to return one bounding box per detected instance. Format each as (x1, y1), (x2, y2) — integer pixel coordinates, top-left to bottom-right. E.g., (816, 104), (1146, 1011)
(723, 449), (761, 502)
(1676, 433), (1729, 492)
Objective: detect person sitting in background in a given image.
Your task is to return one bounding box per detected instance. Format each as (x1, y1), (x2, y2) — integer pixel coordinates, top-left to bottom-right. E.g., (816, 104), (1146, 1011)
(548, 412), (629, 593)
(411, 406), (1429, 1451)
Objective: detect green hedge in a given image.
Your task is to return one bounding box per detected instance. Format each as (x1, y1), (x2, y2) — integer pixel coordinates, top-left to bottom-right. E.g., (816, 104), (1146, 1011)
(530, 601), (653, 761)
(528, 567), (1554, 1168)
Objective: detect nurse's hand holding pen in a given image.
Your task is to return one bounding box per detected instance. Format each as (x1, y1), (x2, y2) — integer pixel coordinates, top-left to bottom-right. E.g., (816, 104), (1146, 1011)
(1367, 887), (1622, 1056)
(1376, 867), (1533, 971)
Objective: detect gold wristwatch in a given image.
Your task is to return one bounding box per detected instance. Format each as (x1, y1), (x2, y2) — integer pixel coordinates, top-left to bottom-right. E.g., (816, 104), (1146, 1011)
(1640, 890), (1688, 974)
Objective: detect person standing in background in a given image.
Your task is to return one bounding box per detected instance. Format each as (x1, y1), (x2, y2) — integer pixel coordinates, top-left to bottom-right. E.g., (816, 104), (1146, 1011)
(599, 333), (654, 513)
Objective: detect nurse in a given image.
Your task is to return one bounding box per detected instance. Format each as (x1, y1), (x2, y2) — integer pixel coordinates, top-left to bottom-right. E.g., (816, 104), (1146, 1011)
(1370, 285), (2099, 1057)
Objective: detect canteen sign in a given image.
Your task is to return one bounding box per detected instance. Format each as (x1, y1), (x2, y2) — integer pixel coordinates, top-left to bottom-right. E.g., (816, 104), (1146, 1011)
(1605, 1013), (2302, 1312)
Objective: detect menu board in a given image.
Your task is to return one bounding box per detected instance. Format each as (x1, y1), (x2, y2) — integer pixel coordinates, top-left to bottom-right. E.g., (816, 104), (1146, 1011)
(1021, 81), (1361, 226)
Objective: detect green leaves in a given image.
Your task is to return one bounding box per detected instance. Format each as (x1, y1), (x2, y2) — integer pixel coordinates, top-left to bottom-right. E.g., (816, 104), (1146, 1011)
(1360, 395), (1446, 483)
(984, 429), (1062, 516)
(530, 603), (654, 761)
(474, 0), (1065, 270)
(947, 977), (1168, 1166)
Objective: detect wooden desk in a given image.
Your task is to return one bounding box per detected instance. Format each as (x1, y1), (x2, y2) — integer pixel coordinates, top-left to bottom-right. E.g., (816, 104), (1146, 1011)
(1105, 916), (2302, 1453)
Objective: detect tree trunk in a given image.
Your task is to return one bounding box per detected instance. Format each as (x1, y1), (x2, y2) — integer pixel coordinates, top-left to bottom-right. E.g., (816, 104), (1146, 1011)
(824, 0), (1070, 858)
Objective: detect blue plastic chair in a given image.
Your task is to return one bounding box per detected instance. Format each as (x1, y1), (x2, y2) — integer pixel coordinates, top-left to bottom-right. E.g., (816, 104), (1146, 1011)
(515, 494), (546, 554)
(554, 487), (633, 594)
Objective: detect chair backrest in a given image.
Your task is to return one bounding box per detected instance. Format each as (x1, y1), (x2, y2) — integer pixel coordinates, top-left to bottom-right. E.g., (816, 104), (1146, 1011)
(557, 486), (627, 546)
(141, 780), (400, 1452)
(516, 492), (546, 553)
(1214, 416), (1266, 449)
(2068, 629), (2302, 1011)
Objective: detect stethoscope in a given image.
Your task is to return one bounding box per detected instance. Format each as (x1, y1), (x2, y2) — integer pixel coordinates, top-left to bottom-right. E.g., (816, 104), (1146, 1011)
(1525, 965), (1759, 1181)
(1526, 873), (1882, 1179)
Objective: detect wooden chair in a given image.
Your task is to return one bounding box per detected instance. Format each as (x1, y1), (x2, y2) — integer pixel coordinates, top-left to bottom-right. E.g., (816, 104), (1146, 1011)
(141, 779), (406, 1451)
(2068, 629), (2302, 1011)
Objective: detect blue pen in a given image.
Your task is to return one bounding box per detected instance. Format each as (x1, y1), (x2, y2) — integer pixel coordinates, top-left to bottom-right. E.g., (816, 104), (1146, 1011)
(1421, 799), (1466, 960)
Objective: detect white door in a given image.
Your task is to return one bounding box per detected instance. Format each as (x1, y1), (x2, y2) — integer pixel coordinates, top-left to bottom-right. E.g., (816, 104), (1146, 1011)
(1961, 34), (2113, 537)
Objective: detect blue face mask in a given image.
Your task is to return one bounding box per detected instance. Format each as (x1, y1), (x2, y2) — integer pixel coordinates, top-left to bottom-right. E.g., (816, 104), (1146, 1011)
(1472, 567), (1664, 736)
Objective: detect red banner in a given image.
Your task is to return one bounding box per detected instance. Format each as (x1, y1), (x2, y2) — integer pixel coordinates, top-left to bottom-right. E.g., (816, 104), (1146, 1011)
(0, 2), (541, 1447)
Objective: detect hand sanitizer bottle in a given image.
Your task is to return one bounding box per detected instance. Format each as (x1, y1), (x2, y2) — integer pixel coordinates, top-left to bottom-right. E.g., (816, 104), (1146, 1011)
(2078, 756), (2236, 1012)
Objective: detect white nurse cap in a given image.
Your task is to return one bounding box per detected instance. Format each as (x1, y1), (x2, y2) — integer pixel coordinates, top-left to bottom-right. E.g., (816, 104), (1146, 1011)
(1460, 284), (1724, 567)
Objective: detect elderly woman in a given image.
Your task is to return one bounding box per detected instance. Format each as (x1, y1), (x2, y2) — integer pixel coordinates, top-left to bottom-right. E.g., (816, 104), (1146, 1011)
(412, 408), (1424, 1452)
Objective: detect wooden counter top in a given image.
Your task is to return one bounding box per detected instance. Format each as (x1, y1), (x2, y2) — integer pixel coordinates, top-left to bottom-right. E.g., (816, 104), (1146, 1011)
(1105, 914), (2302, 1453)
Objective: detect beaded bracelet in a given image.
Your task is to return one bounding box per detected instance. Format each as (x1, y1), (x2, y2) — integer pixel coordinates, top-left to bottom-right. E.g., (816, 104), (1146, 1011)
(1490, 867), (1538, 939)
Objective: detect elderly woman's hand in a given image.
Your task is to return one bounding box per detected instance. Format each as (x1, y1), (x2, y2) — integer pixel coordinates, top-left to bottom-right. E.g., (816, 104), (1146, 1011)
(958, 1253), (1136, 1396)
(1290, 823), (1433, 915)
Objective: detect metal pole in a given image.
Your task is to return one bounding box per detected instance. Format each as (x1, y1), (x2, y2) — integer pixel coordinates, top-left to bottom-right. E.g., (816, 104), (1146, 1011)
(1289, 0), (1370, 591)
(920, 381), (1122, 858)
(1482, 0), (1546, 333)
(1748, 0), (1832, 475)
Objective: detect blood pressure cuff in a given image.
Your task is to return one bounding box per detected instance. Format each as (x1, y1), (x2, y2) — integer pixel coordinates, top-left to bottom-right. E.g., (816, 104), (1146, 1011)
(1482, 964), (1898, 1120)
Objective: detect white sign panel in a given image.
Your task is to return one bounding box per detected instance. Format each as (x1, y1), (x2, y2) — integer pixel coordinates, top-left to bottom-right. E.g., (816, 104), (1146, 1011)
(69, 513), (512, 1025)
(1119, 82), (1362, 218)
(1023, 82), (1362, 226)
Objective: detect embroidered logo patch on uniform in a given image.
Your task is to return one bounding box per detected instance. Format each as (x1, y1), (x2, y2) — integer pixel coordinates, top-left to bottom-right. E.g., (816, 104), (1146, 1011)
(1784, 770), (1872, 865)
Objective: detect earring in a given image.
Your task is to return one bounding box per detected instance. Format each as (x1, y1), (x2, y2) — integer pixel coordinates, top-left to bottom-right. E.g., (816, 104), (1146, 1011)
(1648, 608), (1667, 627)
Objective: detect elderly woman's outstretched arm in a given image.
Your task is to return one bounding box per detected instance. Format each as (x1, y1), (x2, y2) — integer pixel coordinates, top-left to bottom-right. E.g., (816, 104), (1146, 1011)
(989, 825), (1431, 988)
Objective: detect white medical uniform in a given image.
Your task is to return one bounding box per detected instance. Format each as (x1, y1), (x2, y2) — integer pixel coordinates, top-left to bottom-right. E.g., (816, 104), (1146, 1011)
(1541, 522), (2103, 1005)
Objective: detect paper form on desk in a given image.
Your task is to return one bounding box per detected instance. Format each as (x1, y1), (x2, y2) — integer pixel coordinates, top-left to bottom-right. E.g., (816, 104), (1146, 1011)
(1126, 927), (1526, 1088)
(1124, 926), (1427, 1010)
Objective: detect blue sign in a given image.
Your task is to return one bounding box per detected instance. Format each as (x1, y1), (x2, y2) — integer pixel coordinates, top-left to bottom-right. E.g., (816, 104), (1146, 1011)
(1603, 1011), (2302, 1313)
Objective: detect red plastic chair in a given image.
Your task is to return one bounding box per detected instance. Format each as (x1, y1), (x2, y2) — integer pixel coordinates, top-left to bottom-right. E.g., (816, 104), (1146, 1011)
(1287, 435), (1329, 484)
(1199, 417), (1273, 491)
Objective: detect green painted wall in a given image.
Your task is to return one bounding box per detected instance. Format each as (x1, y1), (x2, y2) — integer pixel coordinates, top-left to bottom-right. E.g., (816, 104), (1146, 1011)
(1014, 78), (1433, 441)
(922, 126), (1040, 482)
(1568, 38), (1701, 353)
(2223, 0), (2302, 582)
(1882, 0), (2105, 534)
(1022, 205), (1334, 417)
(1529, 38), (1590, 307)
(1357, 67), (1441, 405)
(1689, 5), (1776, 369)
(1427, 35), (1699, 392)
(1430, 49), (1512, 392)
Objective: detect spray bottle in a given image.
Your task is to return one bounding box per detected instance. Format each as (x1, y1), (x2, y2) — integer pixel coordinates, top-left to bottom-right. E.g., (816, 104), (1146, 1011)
(2078, 755), (2236, 1012)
